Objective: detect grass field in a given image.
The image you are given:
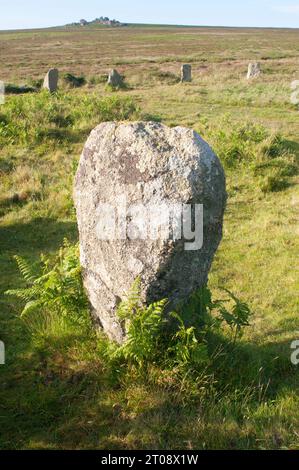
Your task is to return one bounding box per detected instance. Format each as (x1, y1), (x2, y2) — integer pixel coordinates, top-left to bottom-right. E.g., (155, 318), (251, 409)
(0, 24), (298, 450)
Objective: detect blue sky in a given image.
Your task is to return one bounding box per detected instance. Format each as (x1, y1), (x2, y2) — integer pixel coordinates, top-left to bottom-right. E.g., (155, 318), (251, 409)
(1, 0), (299, 30)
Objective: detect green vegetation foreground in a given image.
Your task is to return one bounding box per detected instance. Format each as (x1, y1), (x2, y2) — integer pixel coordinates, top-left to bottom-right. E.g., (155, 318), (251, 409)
(0, 25), (298, 449)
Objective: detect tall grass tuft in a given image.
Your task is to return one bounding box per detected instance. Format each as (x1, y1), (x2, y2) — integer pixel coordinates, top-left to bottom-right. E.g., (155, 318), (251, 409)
(199, 115), (298, 192)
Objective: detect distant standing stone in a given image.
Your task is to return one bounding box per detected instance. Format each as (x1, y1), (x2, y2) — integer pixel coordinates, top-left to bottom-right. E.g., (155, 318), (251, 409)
(181, 64), (192, 82)
(107, 69), (123, 87)
(43, 68), (59, 92)
(247, 62), (261, 79)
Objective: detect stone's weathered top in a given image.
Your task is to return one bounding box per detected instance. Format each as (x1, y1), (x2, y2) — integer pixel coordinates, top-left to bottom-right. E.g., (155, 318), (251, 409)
(107, 69), (123, 87)
(43, 68), (59, 92)
(181, 64), (192, 82)
(74, 121), (226, 343)
(247, 62), (261, 79)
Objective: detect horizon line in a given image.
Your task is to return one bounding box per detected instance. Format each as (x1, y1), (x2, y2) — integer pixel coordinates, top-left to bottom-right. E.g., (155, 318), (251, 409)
(0, 21), (299, 33)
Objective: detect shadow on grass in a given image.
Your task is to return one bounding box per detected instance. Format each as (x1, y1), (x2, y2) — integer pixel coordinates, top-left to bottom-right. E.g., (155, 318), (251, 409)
(282, 138), (299, 156)
(0, 315), (297, 450)
(0, 196), (28, 218)
(5, 84), (37, 94)
(0, 217), (78, 386)
(208, 332), (298, 398)
(0, 218), (298, 450)
(0, 331), (297, 450)
(0, 217), (77, 258)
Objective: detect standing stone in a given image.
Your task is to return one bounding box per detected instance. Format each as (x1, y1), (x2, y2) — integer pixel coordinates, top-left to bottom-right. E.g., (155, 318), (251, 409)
(181, 64), (192, 82)
(74, 122), (226, 343)
(43, 68), (59, 92)
(247, 62), (261, 79)
(107, 69), (123, 87)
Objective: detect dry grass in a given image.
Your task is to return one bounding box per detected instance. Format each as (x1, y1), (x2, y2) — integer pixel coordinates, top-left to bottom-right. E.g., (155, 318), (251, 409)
(0, 25), (298, 83)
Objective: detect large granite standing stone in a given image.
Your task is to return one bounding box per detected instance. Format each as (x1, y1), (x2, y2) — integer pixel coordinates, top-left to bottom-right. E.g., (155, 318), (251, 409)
(181, 64), (192, 82)
(74, 122), (226, 343)
(107, 69), (123, 87)
(43, 68), (59, 92)
(247, 62), (261, 79)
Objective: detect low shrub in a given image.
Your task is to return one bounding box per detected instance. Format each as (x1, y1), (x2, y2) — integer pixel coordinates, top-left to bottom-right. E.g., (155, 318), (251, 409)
(149, 69), (180, 85)
(5, 83), (36, 94)
(63, 73), (86, 88)
(259, 171), (290, 193)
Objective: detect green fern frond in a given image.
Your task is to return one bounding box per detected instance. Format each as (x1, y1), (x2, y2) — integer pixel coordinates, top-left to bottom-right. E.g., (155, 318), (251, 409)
(14, 255), (38, 283)
(5, 241), (90, 329)
(117, 277), (142, 321)
(5, 286), (40, 302)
